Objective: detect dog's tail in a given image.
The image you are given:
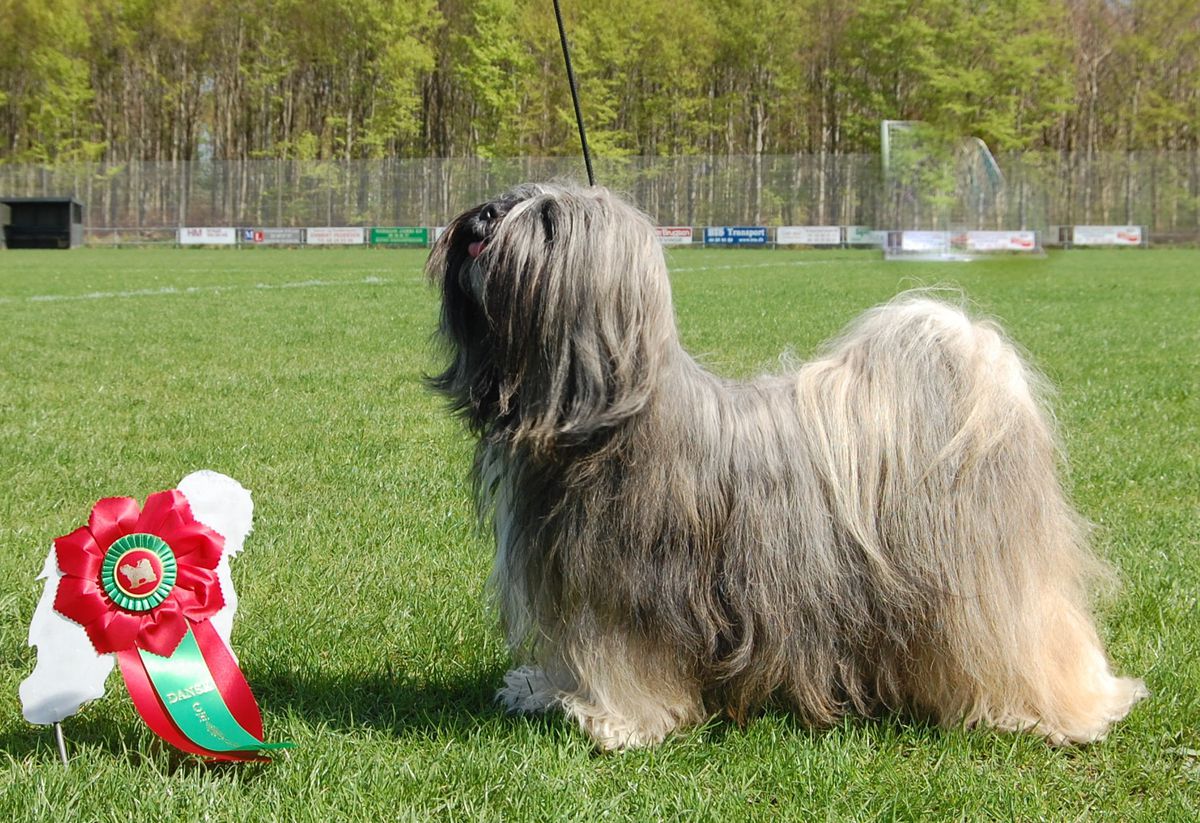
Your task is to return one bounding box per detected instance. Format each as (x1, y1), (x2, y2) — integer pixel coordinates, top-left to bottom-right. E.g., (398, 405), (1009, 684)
(794, 294), (1145, 742)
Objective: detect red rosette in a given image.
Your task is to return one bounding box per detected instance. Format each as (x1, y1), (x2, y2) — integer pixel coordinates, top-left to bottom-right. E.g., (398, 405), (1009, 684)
(53, 491), (225, 657)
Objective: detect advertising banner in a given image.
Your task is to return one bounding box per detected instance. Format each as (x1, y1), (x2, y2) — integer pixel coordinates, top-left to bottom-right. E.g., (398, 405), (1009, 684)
(305, 227), (366, 245)
(846, 226), (885, 246)
(963, 231), (1038, 252)
(900, 231), (951, 252)
(703, 226), (768, 246)
(369, 227), (429, 246)
(655, 226), (694, 245)
(240, 228), (304, 245)
(1072, 226), (1143, 246)
(775, 226), (841, 246)
(179, 227), (237, 246)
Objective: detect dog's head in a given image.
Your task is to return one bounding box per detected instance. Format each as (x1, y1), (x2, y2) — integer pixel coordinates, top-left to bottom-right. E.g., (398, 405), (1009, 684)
(427, 183), (676, 452)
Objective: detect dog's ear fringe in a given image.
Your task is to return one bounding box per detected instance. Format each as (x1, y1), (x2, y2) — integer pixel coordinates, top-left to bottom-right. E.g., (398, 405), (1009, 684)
(427, 199), (526, 435)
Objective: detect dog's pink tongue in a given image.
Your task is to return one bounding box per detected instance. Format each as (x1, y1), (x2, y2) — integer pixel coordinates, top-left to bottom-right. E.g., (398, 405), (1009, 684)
(468, 240), (486, 259)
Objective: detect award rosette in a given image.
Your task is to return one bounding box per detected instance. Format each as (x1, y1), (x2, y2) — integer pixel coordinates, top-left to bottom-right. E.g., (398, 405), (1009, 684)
(51, 489), (290, 761)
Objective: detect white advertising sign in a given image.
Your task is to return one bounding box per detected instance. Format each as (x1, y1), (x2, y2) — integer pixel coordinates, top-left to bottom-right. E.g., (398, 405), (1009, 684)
(964, 231), (1038, 252)
(178, 227), (237, 246)
(305, 227), (366, 245)
(1072, 226), (1143, 246)
(900, 231), (951, 252)
(776, 226), (841, 246)
(655, 226), (693, 245)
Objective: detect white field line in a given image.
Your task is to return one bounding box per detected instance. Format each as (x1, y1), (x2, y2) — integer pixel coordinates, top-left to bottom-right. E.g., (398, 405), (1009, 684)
(668, 259), (854, 273)
(0, 274), (412, 305)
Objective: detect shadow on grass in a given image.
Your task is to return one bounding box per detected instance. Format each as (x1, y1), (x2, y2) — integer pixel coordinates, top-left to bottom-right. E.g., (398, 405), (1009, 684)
(243, 660), (962, 753)
(0, 710), (276, 776)
(246, 659), (532, 740)
(0, 662), (518, 770)
(1, 663), (967, 769)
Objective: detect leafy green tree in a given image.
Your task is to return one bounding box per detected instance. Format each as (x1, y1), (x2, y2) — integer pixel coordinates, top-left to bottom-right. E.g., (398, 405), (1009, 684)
(0, 0), (101, 163)
(454, 0), (536, 157)
(0, 0), (1196, 166)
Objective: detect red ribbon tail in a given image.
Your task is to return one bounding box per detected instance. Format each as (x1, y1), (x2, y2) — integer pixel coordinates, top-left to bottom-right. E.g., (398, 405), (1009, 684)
(190, 619), (266, 740)
(117, 649), (265, 763)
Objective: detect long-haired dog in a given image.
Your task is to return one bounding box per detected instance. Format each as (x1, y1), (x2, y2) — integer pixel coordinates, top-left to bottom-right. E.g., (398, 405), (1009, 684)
(428, 183), (1147, 750)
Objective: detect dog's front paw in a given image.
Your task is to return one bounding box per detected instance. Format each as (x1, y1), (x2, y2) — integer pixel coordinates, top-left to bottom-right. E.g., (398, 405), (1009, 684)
(579, 714), (665, 751)
(496, 666), (562, 714)
(560, 699), (670, 751)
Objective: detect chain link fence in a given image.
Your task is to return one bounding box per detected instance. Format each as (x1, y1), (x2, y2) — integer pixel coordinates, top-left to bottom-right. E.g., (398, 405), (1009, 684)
(1, 153), (1197, 243)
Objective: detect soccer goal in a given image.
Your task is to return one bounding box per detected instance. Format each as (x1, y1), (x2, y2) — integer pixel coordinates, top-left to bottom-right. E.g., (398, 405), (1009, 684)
(881, 120), (1041, 260)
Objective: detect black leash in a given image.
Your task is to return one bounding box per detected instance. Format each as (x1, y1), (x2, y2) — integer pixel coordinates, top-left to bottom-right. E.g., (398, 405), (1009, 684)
(552, 0), (595, 186)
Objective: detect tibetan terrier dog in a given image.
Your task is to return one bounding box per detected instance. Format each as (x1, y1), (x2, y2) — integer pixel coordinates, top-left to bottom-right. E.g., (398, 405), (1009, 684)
(428, 183), (1146, 750)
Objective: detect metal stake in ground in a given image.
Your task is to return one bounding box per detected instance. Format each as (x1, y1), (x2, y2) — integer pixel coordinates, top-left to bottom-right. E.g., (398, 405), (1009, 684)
(552, 0), (595, 186)
(54, 722), (68, 768)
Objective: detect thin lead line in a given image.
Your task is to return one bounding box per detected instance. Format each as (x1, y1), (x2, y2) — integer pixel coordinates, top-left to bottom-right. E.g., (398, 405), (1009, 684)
(552, 0), (595, 186)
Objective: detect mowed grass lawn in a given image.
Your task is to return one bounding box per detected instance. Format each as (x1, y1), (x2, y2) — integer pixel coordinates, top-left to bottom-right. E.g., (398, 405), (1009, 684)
(0, 245), (1196, 820)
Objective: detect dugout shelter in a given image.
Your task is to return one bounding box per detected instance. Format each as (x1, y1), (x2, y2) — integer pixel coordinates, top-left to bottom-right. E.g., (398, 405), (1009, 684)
(1, 197), (84, 249)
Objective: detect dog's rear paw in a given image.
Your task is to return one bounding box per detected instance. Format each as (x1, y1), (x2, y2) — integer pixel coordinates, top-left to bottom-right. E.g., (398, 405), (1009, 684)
(1053, 675), (1150, 745)
(496, 666), (562, 714)
(985, 674), (1149, 745)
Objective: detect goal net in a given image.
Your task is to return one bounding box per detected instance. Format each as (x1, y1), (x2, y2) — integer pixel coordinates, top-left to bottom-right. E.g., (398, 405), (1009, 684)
(881, 120), (1040, 260)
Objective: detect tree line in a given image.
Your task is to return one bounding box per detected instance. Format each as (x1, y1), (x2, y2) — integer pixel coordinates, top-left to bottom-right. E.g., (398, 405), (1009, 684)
(0, 0), (1196, 167)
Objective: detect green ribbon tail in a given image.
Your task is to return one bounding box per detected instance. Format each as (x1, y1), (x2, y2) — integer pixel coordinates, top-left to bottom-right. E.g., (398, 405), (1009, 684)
(137, 627), (292, 753)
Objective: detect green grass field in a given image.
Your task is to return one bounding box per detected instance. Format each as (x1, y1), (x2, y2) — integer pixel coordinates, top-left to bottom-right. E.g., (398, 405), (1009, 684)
(1, 246), (1196, 820)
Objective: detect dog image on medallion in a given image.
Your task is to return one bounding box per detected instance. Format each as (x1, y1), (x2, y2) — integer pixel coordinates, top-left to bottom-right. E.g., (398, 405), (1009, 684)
(427, 182), (1147, 751)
